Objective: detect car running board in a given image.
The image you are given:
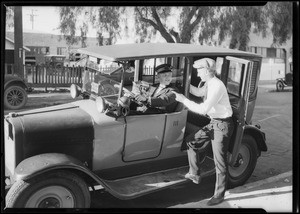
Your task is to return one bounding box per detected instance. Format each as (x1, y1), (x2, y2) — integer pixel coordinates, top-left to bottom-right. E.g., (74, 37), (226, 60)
(99, 156), (215, 200)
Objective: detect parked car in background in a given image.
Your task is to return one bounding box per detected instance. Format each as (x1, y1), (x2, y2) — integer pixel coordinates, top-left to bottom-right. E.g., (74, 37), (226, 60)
(44, 54), (66, 71)
(4, 43), (267, 208)
(4, 75), (28, 110)
(276, 72), (293, 91)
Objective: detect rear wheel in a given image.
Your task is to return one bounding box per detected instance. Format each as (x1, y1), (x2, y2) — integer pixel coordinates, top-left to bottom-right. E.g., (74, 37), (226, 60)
(4, 85), (28, 110)
(228, 135), (258, 188)
(6, 170), (90, 208)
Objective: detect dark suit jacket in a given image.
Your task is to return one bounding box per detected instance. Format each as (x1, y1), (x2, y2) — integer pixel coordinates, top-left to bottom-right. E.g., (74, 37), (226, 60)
(146, 83), (179, 113)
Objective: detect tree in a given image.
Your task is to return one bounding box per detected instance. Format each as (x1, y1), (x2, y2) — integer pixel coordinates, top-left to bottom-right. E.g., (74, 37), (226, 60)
(57, 6), (85, 46)
(5, 5), (14, 30)
(56, 3), (293, 50)
(58, 6), (122, 46)
(266, 2), (293, 46)
(217, 6), (269, 51)
(134, 6), (220, 44)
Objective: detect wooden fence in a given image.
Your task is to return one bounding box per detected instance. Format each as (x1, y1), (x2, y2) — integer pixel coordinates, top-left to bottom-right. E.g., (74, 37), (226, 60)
(23, 65), (156, 89)
(25, 65), (84, 88)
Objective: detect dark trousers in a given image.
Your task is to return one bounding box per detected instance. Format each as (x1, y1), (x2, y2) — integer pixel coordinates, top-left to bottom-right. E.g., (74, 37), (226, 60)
(187, 117), (234, 198)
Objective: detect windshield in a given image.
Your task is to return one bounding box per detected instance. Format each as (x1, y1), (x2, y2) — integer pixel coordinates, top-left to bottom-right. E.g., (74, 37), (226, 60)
(82, 57), (123, 104)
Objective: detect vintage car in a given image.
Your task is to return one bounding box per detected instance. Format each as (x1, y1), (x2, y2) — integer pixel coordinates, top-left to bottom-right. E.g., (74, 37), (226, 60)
(4, 43), (267, 208)
(276, 72), (293, 91)
(4, 75), (28, 110)
(43, 54), (66, 71)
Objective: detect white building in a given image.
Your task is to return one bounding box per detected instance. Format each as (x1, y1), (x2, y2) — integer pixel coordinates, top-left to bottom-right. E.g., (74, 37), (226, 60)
(247, 28), (293, 81)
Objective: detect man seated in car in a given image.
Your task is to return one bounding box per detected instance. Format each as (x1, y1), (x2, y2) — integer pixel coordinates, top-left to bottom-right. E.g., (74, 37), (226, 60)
(131, 63), (179, 114)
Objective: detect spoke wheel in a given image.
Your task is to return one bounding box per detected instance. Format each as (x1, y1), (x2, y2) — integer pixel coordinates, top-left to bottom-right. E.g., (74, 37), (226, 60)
(4, 85), (28, 110)
(276, 81), (284, 92)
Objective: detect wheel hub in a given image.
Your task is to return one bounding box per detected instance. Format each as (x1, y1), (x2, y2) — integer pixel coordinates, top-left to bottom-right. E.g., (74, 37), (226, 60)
(8, 90), (23, 105)
(38, 197), (60, 208)
(233, 154), (244, 167)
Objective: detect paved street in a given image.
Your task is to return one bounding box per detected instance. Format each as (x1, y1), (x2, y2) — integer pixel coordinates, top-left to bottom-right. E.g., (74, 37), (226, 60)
(249, 84), (293, 183)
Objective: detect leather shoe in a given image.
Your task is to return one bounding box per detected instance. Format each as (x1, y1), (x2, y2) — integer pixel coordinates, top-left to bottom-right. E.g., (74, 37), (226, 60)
(184, 173), (201, 184)
(206, 196), (224, 206)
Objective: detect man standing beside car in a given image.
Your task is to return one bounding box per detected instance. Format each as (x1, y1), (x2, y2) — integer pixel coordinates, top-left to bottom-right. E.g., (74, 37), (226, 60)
(173, 58), (234, 206)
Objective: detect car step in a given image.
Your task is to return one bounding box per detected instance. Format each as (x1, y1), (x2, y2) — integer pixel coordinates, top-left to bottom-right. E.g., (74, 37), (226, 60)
(99, 156), (215, 200)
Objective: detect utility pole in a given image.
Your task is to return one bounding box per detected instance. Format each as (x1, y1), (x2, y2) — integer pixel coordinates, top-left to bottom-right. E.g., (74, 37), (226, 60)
(14, 6), (24, 78)
(27, 9), (37, 30)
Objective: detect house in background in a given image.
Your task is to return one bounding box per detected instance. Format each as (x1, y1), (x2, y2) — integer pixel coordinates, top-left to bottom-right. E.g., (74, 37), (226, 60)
(6, 31), (99, 66)
(247, 31), (293, 81)
(5, 37), (30, 75)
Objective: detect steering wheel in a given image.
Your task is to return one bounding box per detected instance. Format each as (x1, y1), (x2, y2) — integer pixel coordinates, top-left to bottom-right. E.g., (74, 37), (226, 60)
(121, 87), (145, 106)
(114, 84), (144, 106)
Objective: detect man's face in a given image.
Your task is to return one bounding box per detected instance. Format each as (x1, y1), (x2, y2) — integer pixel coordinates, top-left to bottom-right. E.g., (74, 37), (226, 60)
(158, 71), (172, 86)
(197, 66), (209, 82)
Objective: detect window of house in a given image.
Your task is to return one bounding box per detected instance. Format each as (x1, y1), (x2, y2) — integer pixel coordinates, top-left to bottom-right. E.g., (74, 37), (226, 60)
(266, 48), (276, 58)
(57, 47), (67, 55)
(261, 47), (267, 57)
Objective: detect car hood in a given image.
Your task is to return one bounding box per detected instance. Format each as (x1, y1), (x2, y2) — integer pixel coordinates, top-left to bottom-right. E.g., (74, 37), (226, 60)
(5, 103), (94, 167)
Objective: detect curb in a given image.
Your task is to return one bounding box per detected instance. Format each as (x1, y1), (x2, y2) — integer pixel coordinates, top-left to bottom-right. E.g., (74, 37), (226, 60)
(171, 171), (293, 211)
(228, 170), (292, 194)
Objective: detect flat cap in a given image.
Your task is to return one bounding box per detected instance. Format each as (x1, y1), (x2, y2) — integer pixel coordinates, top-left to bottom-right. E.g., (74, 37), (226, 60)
(193, 58), (216, 70)
(155, 63), (173, 74)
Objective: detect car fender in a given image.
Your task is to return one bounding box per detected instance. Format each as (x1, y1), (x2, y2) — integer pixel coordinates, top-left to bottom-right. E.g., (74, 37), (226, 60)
(4, 75), (28, 90)
(14, 153), (95, 181)
(244, 125), (267, 153)
(276, 78), (287, 86)
(12, 153), (114, 192)
(12, 153), (145, 199)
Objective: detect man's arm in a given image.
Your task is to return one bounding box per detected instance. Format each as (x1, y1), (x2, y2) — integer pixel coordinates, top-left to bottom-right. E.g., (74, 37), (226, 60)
(149, 87), (178, 107)
(190, 84), (206, 97)
(183, 83), (223, 115)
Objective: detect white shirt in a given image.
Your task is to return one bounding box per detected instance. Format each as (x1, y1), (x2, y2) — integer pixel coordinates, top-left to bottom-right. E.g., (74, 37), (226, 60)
(183, 76), (232, 119)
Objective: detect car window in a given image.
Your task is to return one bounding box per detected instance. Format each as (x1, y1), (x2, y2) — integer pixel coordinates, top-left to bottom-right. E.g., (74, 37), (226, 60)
(227, 61), (244, 97)
(141, 57), (185, 93)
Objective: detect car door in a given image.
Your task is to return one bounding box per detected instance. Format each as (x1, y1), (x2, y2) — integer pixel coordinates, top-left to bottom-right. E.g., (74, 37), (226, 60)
(225, 56), (254, 165)
(122, 114), (166, 162)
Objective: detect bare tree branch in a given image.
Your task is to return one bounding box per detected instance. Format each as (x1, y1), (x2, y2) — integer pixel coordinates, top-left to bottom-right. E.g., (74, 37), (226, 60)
(170, 28), (181, 43)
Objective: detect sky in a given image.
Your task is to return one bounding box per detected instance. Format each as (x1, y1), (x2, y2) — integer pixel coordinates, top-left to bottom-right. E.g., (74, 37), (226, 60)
(19, 6), (165, 43)
(22, 6), (61, 35)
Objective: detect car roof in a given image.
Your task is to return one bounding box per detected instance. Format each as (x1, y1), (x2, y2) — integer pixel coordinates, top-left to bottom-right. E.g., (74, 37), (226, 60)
(77, 43), (261, 61)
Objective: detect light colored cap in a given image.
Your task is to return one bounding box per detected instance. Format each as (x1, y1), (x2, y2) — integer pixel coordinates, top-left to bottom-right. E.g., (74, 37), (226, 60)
(193, 58), (216, 70)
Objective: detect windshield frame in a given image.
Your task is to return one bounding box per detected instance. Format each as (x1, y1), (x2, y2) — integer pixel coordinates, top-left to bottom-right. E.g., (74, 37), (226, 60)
(82, 55), (133, 106)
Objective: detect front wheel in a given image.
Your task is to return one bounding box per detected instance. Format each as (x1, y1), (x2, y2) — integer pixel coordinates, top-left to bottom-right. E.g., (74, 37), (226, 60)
(228, 135), (258, 188)
(276, 81), (284, 92)
(6, 170), (90, 208)
(4, 85), (28, 110)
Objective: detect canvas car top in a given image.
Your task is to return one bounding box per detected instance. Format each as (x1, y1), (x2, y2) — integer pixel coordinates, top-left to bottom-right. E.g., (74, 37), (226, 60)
(77, 43), (262, 62)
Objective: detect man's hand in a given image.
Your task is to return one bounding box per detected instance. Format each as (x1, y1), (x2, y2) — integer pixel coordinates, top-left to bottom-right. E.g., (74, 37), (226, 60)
(173, 92), (186, 103)
(135, 94), (147, 102)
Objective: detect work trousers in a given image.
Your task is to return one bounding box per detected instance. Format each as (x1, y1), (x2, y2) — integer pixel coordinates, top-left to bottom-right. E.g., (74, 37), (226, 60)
(187, 117), (234, 198)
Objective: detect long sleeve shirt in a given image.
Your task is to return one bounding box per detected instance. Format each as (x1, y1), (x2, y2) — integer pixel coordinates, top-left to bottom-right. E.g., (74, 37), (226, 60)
(183, 76), (232, 119)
